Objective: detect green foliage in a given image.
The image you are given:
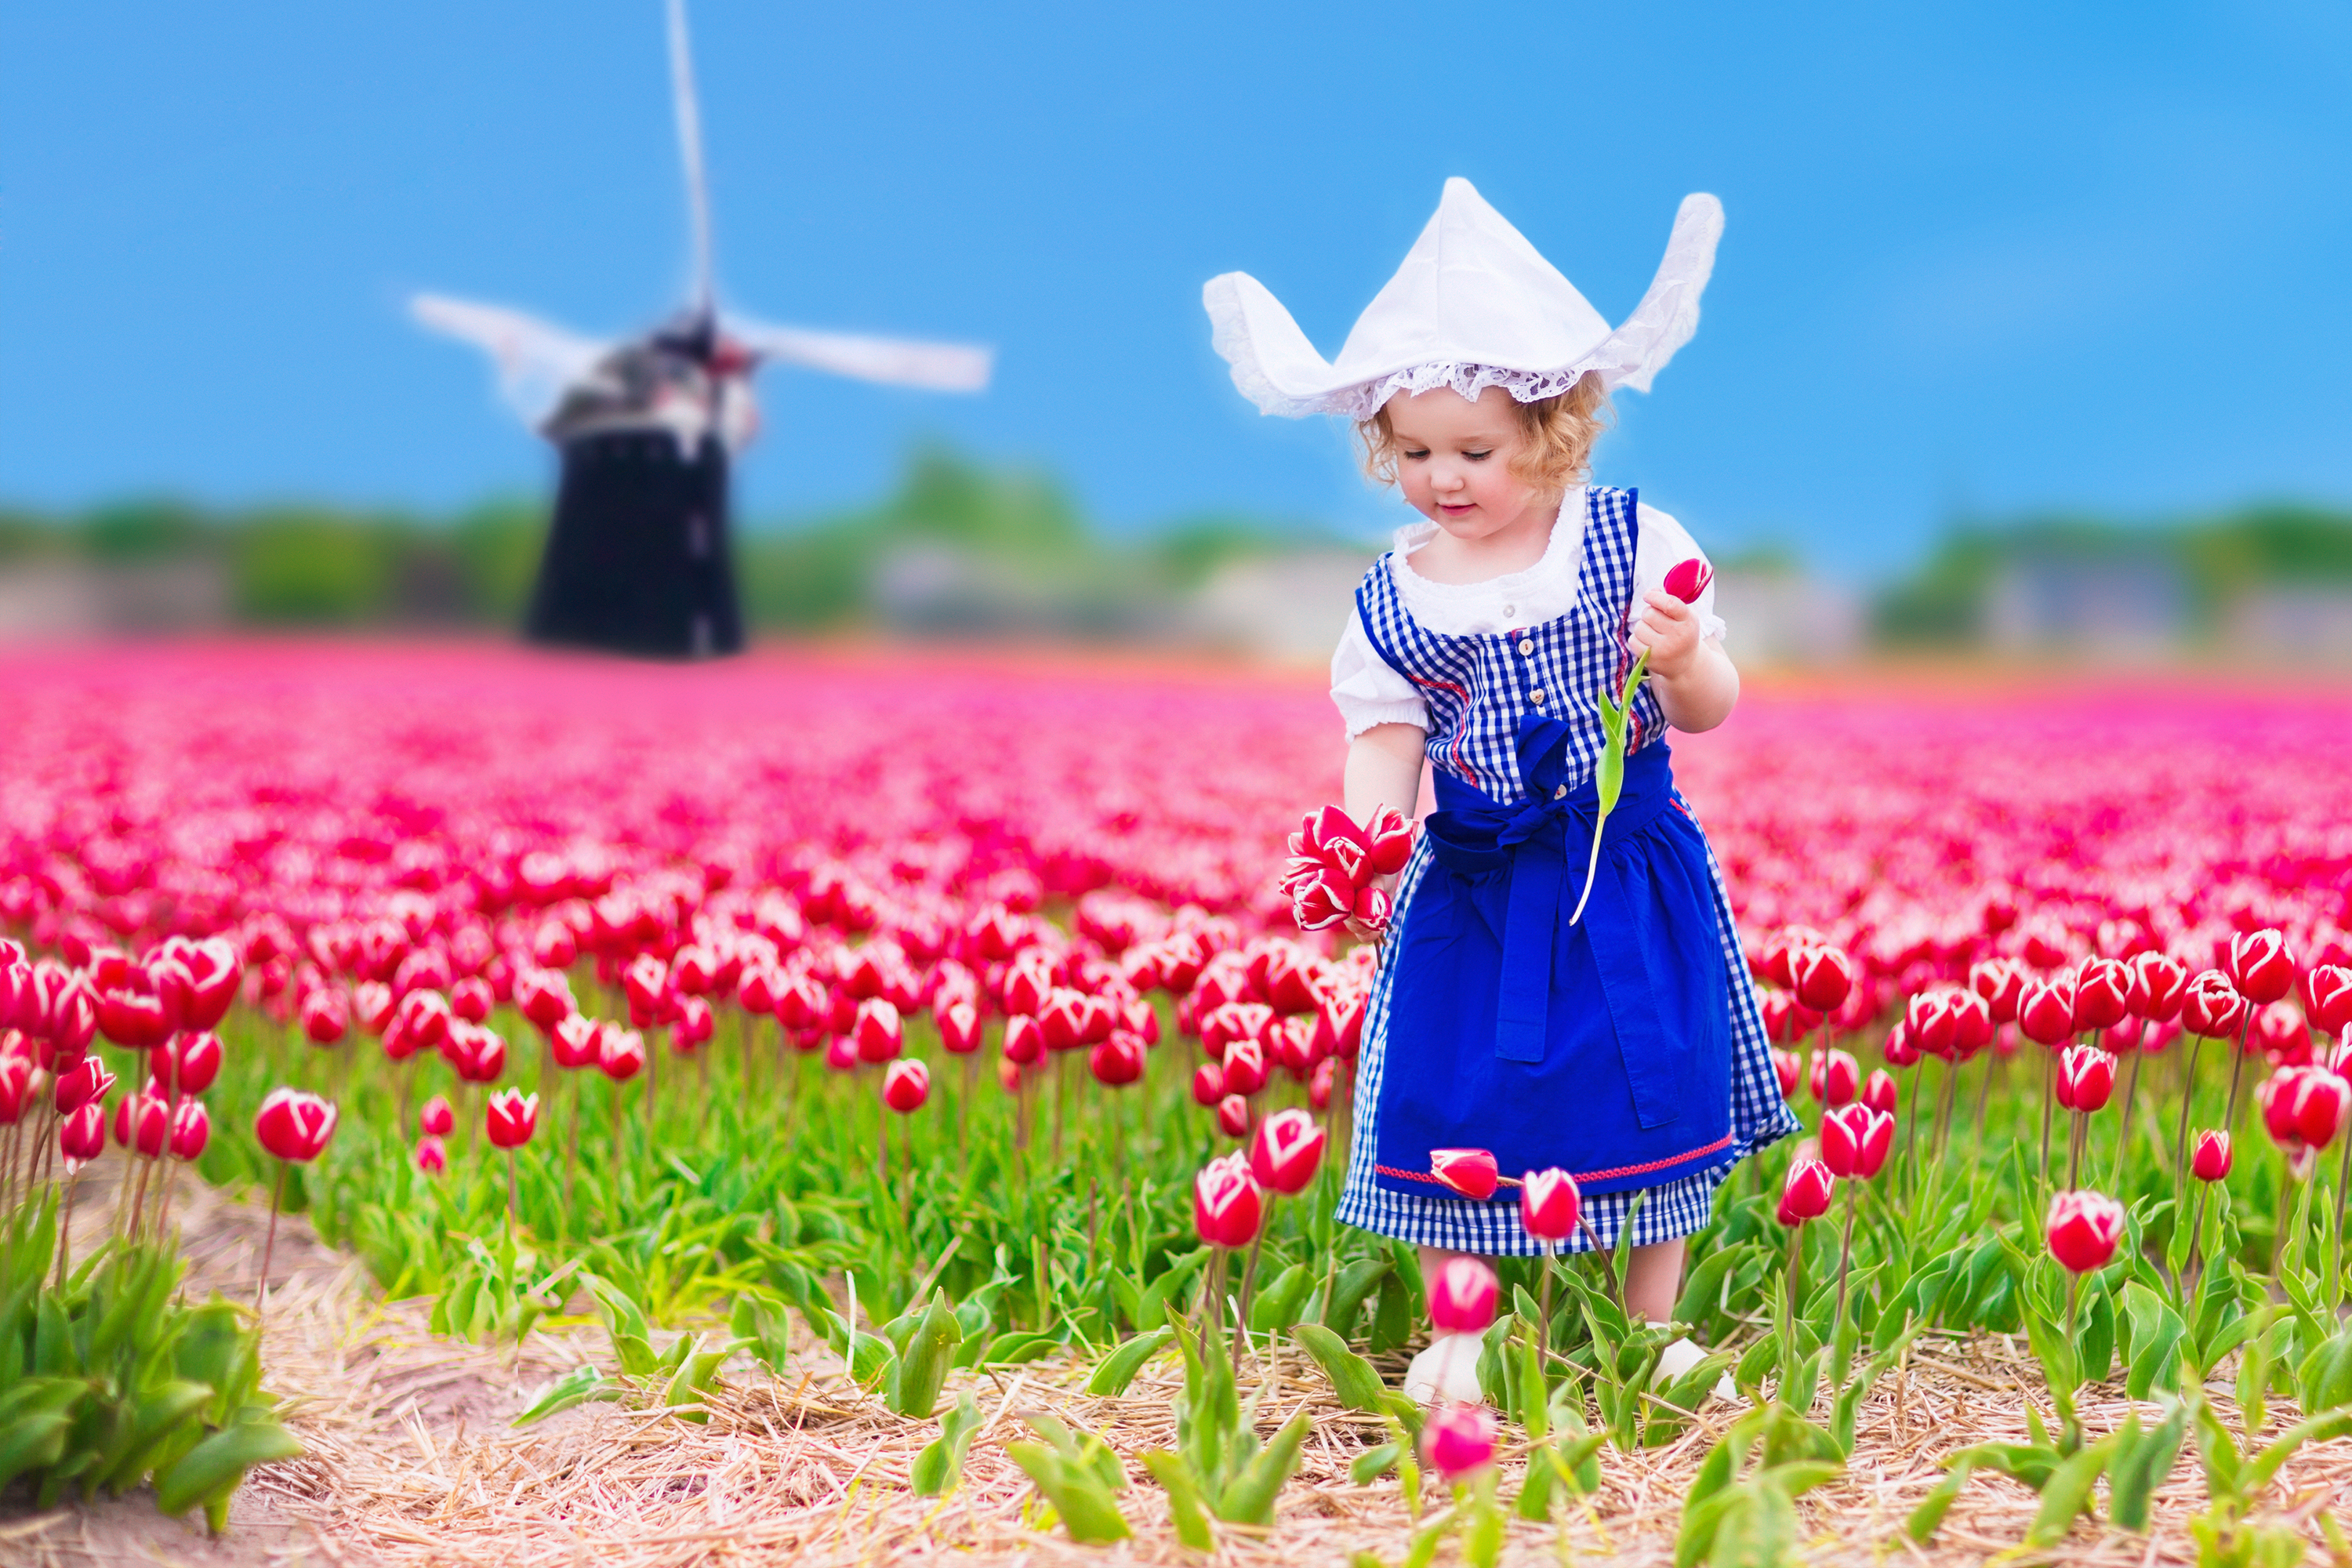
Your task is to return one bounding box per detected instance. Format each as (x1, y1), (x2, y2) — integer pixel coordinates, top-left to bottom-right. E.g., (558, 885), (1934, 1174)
(1007, 1411), (1131, 1543)
(0, 1204), (298, 1533)
(1134, 1308), (1311, 1548)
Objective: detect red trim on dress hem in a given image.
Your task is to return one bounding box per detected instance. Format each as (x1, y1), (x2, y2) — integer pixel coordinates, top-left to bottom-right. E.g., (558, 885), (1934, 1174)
(1376, 1131), (1736, 1190)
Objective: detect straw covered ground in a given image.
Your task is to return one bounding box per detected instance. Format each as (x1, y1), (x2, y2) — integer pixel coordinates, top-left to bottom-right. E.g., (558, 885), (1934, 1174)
(2, 1173), (2347, 1566)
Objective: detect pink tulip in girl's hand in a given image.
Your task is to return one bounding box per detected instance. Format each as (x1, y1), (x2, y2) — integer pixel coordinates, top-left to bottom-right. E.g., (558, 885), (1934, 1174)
(1661, 557), (1714, 604)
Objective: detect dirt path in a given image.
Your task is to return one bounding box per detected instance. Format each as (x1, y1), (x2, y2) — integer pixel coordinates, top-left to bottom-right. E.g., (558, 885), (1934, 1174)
(7, 1168), (2347, 1566)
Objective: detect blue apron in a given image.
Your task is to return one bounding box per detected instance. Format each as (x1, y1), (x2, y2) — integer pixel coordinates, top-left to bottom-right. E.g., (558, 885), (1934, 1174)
(1352, 487), (1741, 1204)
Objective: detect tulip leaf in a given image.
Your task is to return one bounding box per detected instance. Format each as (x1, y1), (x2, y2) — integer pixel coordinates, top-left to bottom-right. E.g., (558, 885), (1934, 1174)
(513, 1364), (622, 1428)
(154, 1417), (304, 1523)
(1143, 1450), (1218, 1552)
(2024, 1431), (2117, 1546)
(1290, 1323), (1388, 1414)
(1006, 1440), (1131, 1544)
(1216, 1410), (1309, 1526)
(909, 1390), (983, 1497)
(1321, 1258), (1391, 1338)
(1085, 1326), (1176, 1397)
(1247, 1263), (1314, 1334)
(1904, 1457), (1973, 1543)
(1351, 1441), (1402, 1485)
(884, 1290), (961, 1418)
(2108, 1403), (2186, 1534)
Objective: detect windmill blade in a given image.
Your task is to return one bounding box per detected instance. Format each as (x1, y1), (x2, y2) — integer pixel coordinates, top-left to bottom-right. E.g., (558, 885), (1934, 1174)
(667, 0), (715, 319)
(411, 293), (609, 423)
(727, 315), (994, 392)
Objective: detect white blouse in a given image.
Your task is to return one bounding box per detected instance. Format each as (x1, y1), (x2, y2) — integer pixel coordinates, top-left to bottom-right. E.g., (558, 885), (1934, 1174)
(1330, 487), (1726, 738)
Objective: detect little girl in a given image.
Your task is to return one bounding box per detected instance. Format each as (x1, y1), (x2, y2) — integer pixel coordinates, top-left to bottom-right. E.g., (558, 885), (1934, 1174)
(1204, 180), (1799, 1401)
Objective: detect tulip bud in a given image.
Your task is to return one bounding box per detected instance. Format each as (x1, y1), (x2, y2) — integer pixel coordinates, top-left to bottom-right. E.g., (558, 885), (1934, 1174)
(1215, 1093), (1251, 1138)
(1661, 556), (1715, 604)
(551, 1013), (604, 1069)
(936, 1000), (983, 1055)
(2127, 951), (2189, 1023)
(450, 975), (494, 1025)
(598, 1027), (647, 1083)
(2258, 1065), (2350, 1156)
(414, 1134), (448, 1176)
(419, 1094), (455, 1138)
(1862, 1068), (1898, 1117)
(1421, 1402), (1497, 1480)
(301, 986), (350, 1045)
(59, 1101), (106, 1165)
(1308, 1056), (1337, 1110)
(1001, 1014), (1044, 1066)
(1192, 1153), (1263, 1248)
(882, 1058), (931, 1114)
(169, 1098), (210, 1160)
(2182, 970), (2249, 1039)
(485, 1088), (538, 1149)
(1221, 1037), (1267, 1098)
(254, 1087), (338, 1163)
(2307, 965), (2352, 1035)
(1248, 1107), (1327, 1194)
(152, 1030), (224, 1096)
(2054, 1044), (2118, 1113)
(2017, 978), (2077, 1048)
(1089, 1031), (1147, 1088)
(1769, 1047), (1802, 1098)
(54, 1058), (116, 1116)
(1429, 1147), (1500, 1201)
(0, 1058), (31, 1126)
(1820, 1103), (1895, 1180)
(1428, 1256), (1499, 1334)
(1190, 1062), (1225, 1106)
(1363, 805), (1415, 877)
(2227, 928), (2295, 1005)
(2190, 1129), (2232, 1182)
(1789, 945), (1854, 1013)
(1519, 1167), (1581, 1242)
(2072, 957), (2130, 1033)
(1777, 1158), (1835, 1225)
(114, 1091), (170, 1158)
(1970, 958), (2026, 1025)
(1809, 1048), (1860, 1108)
(2045, 1189), (2125, 1273)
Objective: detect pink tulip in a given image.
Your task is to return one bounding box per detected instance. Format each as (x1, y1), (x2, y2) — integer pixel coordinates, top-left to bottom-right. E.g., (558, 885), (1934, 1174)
(414, 1135), (448, 1176)
(419, 1094), (455, 1138)
(2258, 1065), (2350, 1155)
(485, 1088), (538, 1149)
(2182, 970), (2249, 1038)
(169, 1098), (211, 1160)
(1820, 1104), (1894, 1179)
(300, 987), (350, 1045)
(114, 1091), (170, 1157)
(1661, 556), (1714, 604)
(1429, 1147), (1500, 1200)
(1809, 1048), (1860, 1108)
(1190, 1062), (1225, 1106)
(1089, 1031), (1146, 1087)
(2017, 978), (2077, 1047)
(551, 1014), (604, 1069)
(1862, 1068), (1898, 1117)
(2227, 928), (2295, 1005)
(1519, 1167), (1581, 1241)
(2127, 951), (2189, 1022)
(2190, 1129), (2232, 1181)
(1421, 1402), (1497, 1480)
(1789, 945), (1854, 1013)
(936, 1000), (983, 1055)
(1247, 1107), (1326, 1194)
(598, 1028), (647, 1083)
(2054, 1044), (2118, 1112)
(1428, 1256), (1499, 1334)
(882, 1058), (931, 1113)
(2046, 1189), (2125, 1273)
(1215, 1093), (1251, 1138)
(1777, 1158), (1835, 1225)
(254, 1087), (337, 1162)
(59, 1102), (106, 1165)
(1192, 1153), (1263, 1248)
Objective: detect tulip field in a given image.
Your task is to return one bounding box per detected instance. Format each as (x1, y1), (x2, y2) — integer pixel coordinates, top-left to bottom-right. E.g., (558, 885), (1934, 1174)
(6, 642), (2352, 1563)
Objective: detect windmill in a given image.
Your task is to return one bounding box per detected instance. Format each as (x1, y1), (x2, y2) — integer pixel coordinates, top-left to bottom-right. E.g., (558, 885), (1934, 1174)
(412, 0), (992, 659)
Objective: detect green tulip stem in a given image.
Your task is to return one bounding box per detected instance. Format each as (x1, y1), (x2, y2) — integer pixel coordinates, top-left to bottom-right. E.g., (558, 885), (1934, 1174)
(255, 1160), (286, 1312)
(1538, 1240), (1555, 1350)
(2111, 1050), (2144, 1192)
(2220, 1012), (2253, 1144)
(2171, 1030), (2207, 1178)
(1232, 1229), (1265, 1375)
(1831, 1177), (1859, 1382)
(2332, 1132), (2352, 1308)
(1577, 1215), (1619, 1316)
(2038, 1050), (2057, 1194)
(506, 1147), (518, 1226)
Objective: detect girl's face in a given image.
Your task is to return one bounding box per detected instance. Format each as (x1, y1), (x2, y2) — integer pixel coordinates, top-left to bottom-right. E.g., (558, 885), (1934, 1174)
(1384, 386), (1555, 544)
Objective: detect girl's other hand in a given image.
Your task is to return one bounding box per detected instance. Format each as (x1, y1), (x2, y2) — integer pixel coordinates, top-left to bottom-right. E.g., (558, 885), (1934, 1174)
(1631, 590), (1702, 679)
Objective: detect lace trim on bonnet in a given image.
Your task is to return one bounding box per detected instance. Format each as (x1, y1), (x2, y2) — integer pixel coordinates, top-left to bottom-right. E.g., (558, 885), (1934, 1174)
(1341, 363), (1588, 420)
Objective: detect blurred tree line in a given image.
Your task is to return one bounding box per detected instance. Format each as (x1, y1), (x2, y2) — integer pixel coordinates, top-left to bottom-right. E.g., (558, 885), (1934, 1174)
(0, 449), (1352, 634)
(1875, 503), (2352, 644)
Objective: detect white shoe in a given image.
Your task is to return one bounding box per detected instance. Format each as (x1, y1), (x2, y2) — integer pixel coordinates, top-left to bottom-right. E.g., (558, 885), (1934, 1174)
(1401, 1333), (1484, 1405)
(1652, 1333), (1737, 1406)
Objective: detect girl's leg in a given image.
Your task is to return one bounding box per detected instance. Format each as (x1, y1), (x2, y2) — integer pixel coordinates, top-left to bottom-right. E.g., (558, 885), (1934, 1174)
(1623, 1239), (1686, 1325)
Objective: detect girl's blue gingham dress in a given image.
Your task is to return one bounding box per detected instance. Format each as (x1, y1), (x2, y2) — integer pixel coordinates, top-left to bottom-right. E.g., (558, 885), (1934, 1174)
(1334, 486), (1800, 1256)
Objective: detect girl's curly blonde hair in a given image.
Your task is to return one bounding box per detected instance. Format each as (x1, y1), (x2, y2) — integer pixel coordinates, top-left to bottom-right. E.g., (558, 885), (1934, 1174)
(1353, 372), (1612, 495)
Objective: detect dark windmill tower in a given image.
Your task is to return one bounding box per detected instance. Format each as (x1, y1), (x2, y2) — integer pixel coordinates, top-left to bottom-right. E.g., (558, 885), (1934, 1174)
(412, 0), (993, 659)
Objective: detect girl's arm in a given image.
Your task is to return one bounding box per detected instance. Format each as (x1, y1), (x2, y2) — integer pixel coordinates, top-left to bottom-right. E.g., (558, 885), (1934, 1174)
(1345, 722), (1426, 935)
(1345, 722), (1427, 828)
(1632, 590), (1740, 733)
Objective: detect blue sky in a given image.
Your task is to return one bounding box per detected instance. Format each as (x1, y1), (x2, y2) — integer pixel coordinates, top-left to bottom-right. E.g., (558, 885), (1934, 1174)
(2, 1), (2347, 578)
